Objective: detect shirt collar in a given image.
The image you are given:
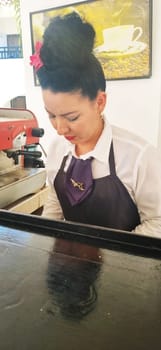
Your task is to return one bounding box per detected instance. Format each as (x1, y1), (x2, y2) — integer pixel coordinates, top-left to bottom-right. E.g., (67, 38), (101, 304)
(91, 119), (112, 162)
(64, 118), (112, 163)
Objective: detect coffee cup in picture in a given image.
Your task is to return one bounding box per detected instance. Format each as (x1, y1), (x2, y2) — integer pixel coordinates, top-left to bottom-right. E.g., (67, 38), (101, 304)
(101, 25), (143, 52)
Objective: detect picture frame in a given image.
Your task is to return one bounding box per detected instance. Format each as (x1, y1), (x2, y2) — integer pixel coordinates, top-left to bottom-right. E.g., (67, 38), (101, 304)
(30, 0), (152, 85)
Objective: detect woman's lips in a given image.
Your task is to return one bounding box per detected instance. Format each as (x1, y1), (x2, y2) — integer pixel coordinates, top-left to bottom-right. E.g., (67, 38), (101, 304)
(65, 136), (75, 141)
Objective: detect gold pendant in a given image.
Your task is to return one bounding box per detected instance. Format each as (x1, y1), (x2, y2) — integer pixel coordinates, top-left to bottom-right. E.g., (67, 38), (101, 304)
(70, 178), (85, 191)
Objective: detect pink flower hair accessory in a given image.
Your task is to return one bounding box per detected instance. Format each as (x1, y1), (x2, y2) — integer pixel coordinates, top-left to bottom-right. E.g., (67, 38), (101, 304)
(30, 41), (44, 71)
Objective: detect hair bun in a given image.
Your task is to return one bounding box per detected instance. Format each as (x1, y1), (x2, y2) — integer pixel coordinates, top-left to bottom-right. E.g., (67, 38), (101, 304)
(41, 12), (96, 70)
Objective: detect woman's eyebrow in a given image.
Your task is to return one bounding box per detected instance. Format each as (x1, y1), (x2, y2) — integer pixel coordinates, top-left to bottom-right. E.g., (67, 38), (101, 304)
(44, 107), (52, 114)
(60, 111), (78, 117)
(45, 107), (78, 117)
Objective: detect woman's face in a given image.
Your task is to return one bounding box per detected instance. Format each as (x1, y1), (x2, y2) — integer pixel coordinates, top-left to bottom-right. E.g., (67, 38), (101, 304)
(42, 89), (106, 153)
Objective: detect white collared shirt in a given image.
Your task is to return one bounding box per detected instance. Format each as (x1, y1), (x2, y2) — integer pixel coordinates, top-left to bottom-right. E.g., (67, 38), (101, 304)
(43, 120), (161, 237)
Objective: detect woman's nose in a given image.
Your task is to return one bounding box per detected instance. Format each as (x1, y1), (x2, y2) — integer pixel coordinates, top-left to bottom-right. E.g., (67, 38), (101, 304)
(55, 118), (70, 135)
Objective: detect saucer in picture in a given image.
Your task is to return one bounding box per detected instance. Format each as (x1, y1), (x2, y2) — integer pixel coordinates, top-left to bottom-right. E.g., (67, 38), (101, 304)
(94, 41), (147, 58)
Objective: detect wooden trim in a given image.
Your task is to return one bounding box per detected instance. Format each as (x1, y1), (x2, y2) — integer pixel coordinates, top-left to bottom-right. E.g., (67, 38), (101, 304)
(7, 186), (49, 214)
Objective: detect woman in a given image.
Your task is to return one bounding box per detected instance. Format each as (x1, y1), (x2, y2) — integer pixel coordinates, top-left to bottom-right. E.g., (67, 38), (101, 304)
(30, 12), (161, 236)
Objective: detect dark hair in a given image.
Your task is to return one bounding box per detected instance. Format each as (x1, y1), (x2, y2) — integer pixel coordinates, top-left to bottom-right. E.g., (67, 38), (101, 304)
(37, 12), (106, 100)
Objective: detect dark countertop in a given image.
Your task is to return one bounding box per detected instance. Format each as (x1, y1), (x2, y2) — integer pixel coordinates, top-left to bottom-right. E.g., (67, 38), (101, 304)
(0, 211), (161, 350)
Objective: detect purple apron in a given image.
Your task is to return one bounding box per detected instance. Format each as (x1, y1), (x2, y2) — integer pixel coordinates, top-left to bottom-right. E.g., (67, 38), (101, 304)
(54, 142), (140, 231)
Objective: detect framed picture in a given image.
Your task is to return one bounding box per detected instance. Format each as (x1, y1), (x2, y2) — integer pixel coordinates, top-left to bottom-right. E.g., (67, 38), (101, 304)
(30, 0), (152, 85)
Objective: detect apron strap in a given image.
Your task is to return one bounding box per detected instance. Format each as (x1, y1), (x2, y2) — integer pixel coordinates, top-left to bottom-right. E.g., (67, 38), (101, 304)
(109, 142), (116, 176)
(61, 155), (68, 172)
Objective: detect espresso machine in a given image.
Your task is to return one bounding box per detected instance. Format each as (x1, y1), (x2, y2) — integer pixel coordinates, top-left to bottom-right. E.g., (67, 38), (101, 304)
(0, 108), (46, 208)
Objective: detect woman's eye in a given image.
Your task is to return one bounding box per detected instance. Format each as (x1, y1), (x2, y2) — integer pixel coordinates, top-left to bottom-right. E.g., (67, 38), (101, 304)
(48, 114), (79, 121)
(67, 115), (79, 122)
(48, 114), (56, 119)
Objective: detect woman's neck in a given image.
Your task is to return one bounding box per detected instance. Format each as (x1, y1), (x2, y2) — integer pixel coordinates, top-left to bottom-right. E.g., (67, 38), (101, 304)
(75, 118), (104, 156)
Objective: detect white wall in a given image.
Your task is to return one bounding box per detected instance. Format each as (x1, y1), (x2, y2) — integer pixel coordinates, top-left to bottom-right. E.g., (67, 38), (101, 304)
(0, 17), (17, 34)
(158, 97), (161, 151)
(0, 59), (26, 107)
(20, 0), (161, 154)
(0, 6), (18, 35)
(0, 33), (7, 46)
(0, 8), (25, 107)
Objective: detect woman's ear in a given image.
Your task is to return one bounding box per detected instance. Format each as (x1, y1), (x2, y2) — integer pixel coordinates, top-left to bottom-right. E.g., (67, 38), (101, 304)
(96, 91), (107, 114)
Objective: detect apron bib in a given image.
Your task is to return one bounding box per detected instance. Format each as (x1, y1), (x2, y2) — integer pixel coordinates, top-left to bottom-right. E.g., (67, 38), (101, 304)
(54, 142), (140, 231)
